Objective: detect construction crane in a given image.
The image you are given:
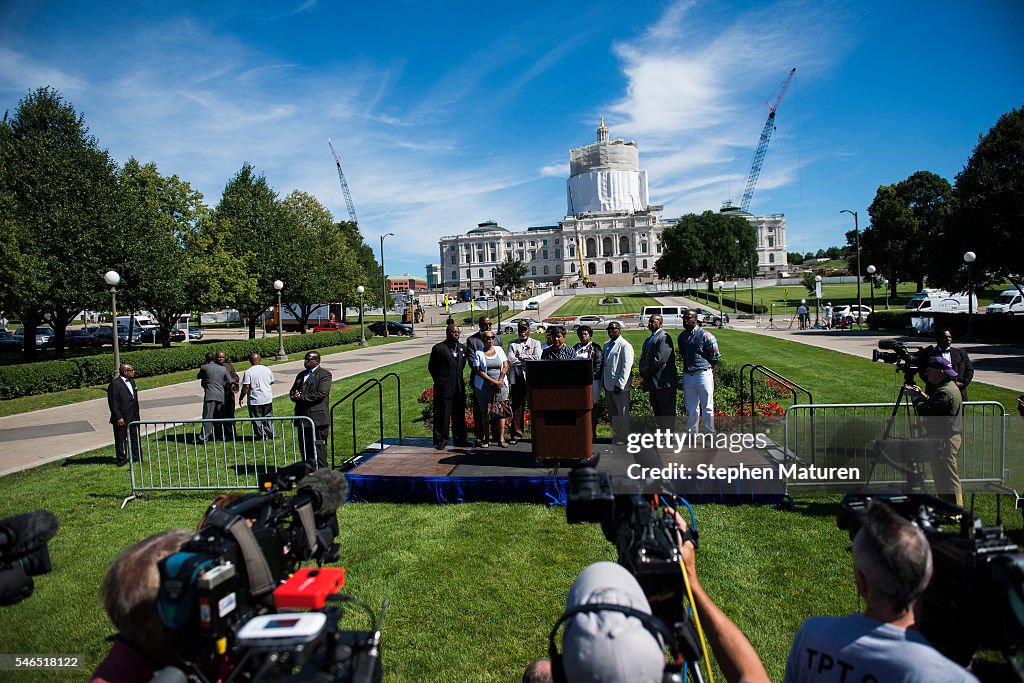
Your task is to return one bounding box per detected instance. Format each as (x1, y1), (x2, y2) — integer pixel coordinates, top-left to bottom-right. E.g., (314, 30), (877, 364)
(327, 138), (358, 224)
(730, 66), (797, 213)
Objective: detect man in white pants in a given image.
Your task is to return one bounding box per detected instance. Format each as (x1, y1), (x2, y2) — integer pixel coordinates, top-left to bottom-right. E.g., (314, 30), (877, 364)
(679, 310), (720, 433)
(601, 321), (634, 444)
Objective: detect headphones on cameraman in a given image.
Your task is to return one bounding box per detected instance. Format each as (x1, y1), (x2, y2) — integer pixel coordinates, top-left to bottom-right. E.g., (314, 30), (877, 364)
(547, 602), (684, 683)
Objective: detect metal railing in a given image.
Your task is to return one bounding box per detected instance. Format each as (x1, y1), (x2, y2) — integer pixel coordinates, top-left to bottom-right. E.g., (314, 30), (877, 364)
(329, 372), (403, 469)
(782, 401), (1012, 493)
(123, 415), (316, 508)
(738, 364), (813, 436)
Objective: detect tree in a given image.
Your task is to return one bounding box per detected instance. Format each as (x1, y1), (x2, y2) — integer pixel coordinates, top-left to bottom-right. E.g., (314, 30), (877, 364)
(825, 246), (842, 260)
(0, 87), (122, 360)
(655, 211), (757, 291)
(930, 107), (1024, 297)
(803, 252), (814, 262)
(494, 257), (527, 292)
(815, 248), (827, 259)
(212, 164), (289, 339)
(279, 191), (357, 332)
(801, 272), (817, 295)
(336, 221), (382, 323)
(787, 251), (803, 265)
(859, 170), (953, 297)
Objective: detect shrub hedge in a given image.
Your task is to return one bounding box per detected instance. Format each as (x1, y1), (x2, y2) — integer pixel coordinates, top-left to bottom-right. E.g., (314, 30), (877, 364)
(867, 310), (1024, 340)
(0, 329), (362, 400)
(681, 289), (768, 315)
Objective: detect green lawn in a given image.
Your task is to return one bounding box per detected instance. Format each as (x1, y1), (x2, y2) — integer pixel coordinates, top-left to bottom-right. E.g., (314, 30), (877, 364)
(551, 292), (662, 317)
(0, 330), (1019, 681)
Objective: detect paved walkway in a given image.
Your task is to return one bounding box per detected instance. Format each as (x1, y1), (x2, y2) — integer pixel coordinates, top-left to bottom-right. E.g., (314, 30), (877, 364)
(0, 333), (443, 477)
(656, 294), (1024, 393)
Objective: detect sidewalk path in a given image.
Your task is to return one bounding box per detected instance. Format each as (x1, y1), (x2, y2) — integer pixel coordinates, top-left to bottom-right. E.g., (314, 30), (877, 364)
(0, 332), (443, 477)
(655, 294), (1024, 393)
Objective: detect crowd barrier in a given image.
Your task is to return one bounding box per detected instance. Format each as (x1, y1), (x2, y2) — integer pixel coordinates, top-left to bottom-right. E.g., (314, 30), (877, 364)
(123, 415), (317, 508)
(782, 401), (1015, 495)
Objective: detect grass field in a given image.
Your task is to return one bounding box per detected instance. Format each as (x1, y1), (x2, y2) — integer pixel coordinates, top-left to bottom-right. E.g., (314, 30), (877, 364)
(0, 329), (1020, 681)
(551, 292), (662, 317)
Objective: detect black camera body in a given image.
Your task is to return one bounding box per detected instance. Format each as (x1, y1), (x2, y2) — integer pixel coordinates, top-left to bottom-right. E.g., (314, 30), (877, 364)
(0, 510), (58, 606)
(838, 492), (1024, 665)
(873, 340), (926, 384)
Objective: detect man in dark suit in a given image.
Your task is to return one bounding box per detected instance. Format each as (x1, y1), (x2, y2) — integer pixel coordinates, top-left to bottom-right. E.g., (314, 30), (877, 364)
(428, 323), (471, 450)
(197, 355), (233, 443)
(920, 328), (974, 401)
(639, 314), (677, 430)
(290, 351), (333, 467)
(108, 363), (141, 466)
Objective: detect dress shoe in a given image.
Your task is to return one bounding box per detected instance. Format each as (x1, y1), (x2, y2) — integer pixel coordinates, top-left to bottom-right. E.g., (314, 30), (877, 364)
(434, 441), (448, 451)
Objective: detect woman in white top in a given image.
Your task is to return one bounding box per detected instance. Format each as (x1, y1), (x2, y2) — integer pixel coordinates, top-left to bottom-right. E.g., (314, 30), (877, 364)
(472, 332), (509, 447)
(574, 325), (604, 440)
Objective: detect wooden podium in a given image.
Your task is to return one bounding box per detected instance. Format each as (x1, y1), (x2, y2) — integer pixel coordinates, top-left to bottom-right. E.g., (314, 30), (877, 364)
(524, 359), (593, 461)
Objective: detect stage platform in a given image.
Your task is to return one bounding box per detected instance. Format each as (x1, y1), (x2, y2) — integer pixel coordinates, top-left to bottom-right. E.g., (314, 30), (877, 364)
(343, 436), (789, 506)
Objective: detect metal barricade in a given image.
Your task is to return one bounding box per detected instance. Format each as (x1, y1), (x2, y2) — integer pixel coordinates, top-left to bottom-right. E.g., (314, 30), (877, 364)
(782, 401), (1012, 494)
(123, 415), (317, 508)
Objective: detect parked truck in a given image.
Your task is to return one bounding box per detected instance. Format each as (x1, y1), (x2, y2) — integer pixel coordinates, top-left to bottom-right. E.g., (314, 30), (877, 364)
(903, 289), (978, 314)
(986, 288), (1024, 315)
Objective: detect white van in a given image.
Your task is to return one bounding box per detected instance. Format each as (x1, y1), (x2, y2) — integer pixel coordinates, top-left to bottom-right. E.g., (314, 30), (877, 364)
(903, 290), (977, 314)
(640, 306), (687, 328)
(116, 314), (159, 330)
(986, 289), (1024, 315)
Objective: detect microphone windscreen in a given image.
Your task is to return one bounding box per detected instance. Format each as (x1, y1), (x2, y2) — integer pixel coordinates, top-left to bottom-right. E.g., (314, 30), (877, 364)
(298, 469), (348, 515)
(0, 510), (59, 556)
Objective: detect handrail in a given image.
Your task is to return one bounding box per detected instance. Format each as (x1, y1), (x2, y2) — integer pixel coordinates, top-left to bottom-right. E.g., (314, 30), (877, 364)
(328, 372), (403, 469)
(739, 364), (814, 453)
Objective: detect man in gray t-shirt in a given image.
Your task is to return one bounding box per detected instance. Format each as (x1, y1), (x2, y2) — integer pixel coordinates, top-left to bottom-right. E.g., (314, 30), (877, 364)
(240, 352), (276, 439)
(784, 501), (978, 683)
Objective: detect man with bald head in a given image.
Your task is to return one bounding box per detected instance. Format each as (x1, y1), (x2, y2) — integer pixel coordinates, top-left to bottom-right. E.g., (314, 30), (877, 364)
(290, 351), (333, 466)
(638, 314), (677, 430)
(108, 363), (141, 467)
(428, 323), (470, 450)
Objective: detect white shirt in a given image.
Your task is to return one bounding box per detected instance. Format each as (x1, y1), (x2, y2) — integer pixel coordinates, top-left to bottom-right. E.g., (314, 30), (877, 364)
(241, 365), (275, 405)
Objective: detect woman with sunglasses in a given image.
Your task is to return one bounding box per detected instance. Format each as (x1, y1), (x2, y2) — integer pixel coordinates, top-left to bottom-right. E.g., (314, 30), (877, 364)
(574, 325), (604, 440)
(472, 332), (510, 447)
(541, 325), (575, 360)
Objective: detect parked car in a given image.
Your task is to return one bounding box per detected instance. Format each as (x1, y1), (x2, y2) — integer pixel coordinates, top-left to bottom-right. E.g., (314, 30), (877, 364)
(187, 326), (204, 340)
(986, 289), (1023, 315)
(501, 317), (546, 335)
(573, 315), (606, 331)
(67, 328), (102, 348)
(689, 308), (729, 327)
(0, 330), (22, 352)
(140, 327), (185, 344)
(831, 304), (873, 322)
(95, 325), (143, 347)
(368, 321), (413, 337)
(13, 326), (55, 348)
(525, 301), (540, 311)
(312, 321), (350, 333)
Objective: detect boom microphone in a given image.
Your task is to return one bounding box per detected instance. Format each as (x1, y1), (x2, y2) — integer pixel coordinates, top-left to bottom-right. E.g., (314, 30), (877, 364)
(297, 469), (348, 517)
(0, 510), (59, 556)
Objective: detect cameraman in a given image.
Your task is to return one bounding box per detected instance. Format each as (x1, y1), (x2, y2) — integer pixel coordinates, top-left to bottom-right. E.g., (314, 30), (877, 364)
(920, 329), (973, 401)
(783, 500), (977, 683)
(530, 511), (769, 683)
(92, 529), (194, 683)
(906, 355), (964, 506)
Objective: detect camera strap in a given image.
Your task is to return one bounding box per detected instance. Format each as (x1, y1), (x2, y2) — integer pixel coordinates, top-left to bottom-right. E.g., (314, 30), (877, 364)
(206, 508), (275, 598)
(293, 502), (319, 557)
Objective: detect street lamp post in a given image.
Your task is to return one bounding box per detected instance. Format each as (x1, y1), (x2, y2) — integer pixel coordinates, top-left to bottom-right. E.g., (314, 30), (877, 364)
(866, 265), (877, 313)
(357, 285), (367, 347)
(814, 275), (822, 326)
(964, 251), (976, 339)
(104, 270), (121, 377)
(717, 281), (724, 320)
(750, 255), (756, 316)
(273, 280), (286, 360)
(495, 288), (503, 331)
(732, 282), (738, 314)
(840, 210), (862, 322)
(380, 233), (395, 337)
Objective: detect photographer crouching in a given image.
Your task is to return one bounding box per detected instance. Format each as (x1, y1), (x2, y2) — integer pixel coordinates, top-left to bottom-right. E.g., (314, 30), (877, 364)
(783, 500), (978, 682)
(904, 355), (964, 506)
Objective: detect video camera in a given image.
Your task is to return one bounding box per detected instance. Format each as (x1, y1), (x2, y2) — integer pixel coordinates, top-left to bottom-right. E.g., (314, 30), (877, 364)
(566, 460), (699, 650)
(872, 340), (926, 384)
(157, 463), (386, 682)
(838, 492), (1024, 667)
(0, 510), (58, 606)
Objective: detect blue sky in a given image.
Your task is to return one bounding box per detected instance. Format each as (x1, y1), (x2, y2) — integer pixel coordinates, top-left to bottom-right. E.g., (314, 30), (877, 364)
(2, 1), (1022, 278)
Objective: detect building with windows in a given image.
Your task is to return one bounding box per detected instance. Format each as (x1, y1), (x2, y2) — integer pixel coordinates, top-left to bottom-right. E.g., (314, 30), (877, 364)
(438, 121), (787, 294)
(387, 274), (428, 293)
(425, 263), (441, 289)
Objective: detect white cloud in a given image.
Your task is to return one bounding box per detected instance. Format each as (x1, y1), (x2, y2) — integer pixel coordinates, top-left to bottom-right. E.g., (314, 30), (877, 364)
(0, 47), (87, 96)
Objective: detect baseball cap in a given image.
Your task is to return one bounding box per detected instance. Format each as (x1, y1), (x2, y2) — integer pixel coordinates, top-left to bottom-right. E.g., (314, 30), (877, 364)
(560, 562), (665, 683)
(927, 355), (958, 377)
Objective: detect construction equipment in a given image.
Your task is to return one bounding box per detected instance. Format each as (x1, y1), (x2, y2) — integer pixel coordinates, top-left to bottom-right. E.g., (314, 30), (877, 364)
(327, 138), (358, 224)
(402, 303), (424, 324)
(572, 223), (596, 287)
(726, 67), (796, 213)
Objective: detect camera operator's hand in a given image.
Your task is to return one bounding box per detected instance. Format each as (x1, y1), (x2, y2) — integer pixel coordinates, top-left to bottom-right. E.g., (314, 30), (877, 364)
(664, 507), (770, 683)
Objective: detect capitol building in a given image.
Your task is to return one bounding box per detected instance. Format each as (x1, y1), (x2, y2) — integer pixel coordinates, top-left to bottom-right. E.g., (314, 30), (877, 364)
(437, 121), (788, 294)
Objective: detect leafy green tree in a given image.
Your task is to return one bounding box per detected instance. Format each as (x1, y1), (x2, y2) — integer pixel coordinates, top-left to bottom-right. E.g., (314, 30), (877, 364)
(212, 164), (289, 339)
(494, 257), (527, 292)
(787, 251), (803, 265)
(655, 211), (757, 291)
(815, 248), (826, 259)
(825, 246), (842, 260)
(801, 272), (818, 295)
(0, 87), (122, 359)
(803, 252), (814, 262)
(336, 221), (383, 323)
(278, 191), (357, 332)
(930, 107), (1024, 297)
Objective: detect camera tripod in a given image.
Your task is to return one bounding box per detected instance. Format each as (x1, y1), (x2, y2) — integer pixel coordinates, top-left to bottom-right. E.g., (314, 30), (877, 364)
(865, 376), (936, 493)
